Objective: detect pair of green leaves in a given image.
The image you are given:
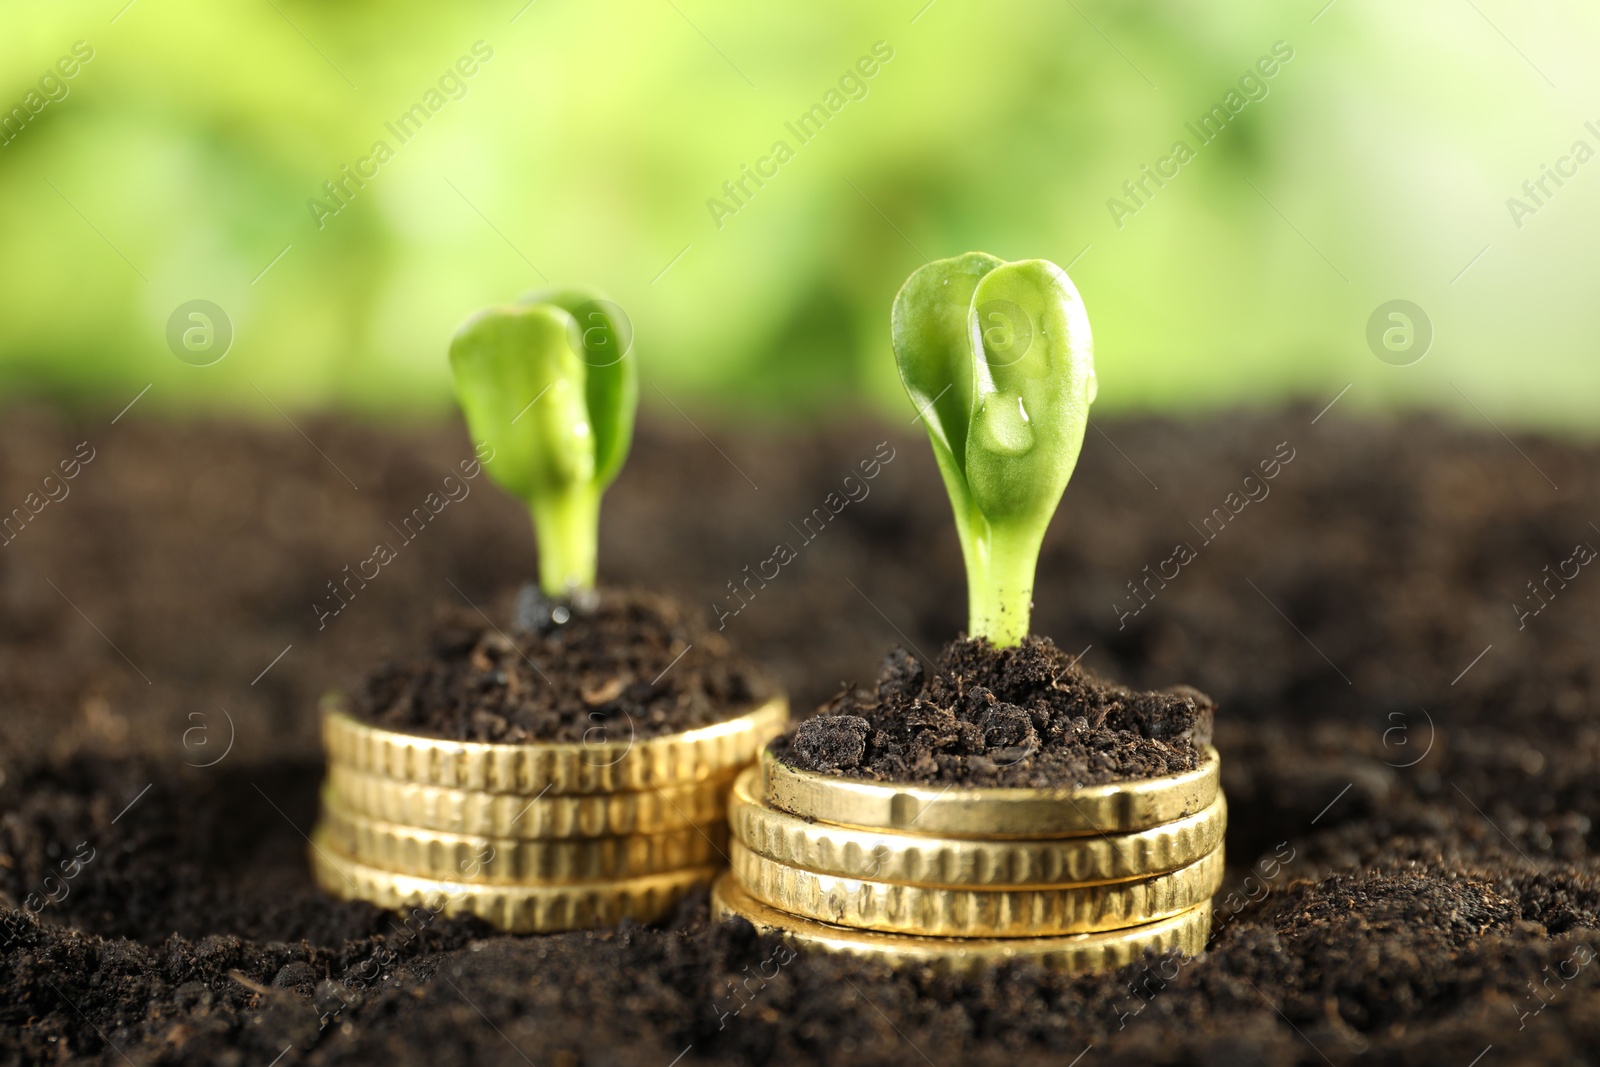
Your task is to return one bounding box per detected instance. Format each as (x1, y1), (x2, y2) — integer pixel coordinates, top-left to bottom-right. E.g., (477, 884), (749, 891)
(892, 253), (1097, 646)
(448, 290), (636, 596)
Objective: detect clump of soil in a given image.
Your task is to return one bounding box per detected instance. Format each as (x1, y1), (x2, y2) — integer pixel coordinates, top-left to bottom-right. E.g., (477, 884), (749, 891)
(773, 637), (1213, 787)
(352, 587), (770, 743)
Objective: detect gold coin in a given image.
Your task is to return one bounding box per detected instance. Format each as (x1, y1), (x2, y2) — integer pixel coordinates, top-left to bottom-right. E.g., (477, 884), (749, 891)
(325, 763), (731, 839)
(316, 791), (727, 884)
(711, 873), (1211, 975)
(730, 840), (1223, 936)
(310, 830), (716, 933)
(761, 745), (1220, 839)
(321, 694), (787, 796)
(729, 767), (1225, 888)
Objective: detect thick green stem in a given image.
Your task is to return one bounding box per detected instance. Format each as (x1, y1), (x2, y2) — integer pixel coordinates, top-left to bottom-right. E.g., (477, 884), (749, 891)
(965, 519), (1040, 647)
(529, 484), (600, 596)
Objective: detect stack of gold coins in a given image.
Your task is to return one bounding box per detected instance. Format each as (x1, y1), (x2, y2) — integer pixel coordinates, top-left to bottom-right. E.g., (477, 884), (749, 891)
(309, 694), (788, 932)
(712, 746), (1225, 973)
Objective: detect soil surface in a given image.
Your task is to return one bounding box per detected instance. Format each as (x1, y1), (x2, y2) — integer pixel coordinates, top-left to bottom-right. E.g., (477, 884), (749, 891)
(352, 588), (769, 743)
(774, 637), (1212, 787)
(3, 402), (1600, 1065)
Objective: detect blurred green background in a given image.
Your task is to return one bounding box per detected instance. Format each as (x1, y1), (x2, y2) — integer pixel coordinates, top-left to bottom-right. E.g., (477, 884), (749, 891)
(1, 0), (1596, 430)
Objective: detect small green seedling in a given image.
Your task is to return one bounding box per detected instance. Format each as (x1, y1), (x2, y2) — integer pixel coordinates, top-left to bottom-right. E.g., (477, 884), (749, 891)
(891, 253), (1097, 647)
(449, 290), (637, 597)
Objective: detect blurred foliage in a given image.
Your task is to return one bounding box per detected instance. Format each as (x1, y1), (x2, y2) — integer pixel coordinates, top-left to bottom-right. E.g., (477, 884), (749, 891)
(1, 0), (1597, 430)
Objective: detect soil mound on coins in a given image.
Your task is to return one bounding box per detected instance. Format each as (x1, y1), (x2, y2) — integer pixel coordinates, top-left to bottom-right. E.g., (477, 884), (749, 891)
(352, 588), (769, 743)
(772, 637), (1213, 787)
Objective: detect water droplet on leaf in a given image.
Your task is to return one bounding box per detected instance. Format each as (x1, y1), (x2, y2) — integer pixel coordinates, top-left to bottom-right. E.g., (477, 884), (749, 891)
(974, 393), (1035, 456)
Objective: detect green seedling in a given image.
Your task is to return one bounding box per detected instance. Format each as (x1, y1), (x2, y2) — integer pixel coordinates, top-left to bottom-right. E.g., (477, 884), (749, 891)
(891, 253), (1097, 647)
(449, 290), (636, 597)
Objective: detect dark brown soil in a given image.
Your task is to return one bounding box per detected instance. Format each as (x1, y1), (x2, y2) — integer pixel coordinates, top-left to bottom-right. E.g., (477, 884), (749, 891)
(352, 588), (769, 743)
(3, 400), (1600, 1065)
(773, 637), (1212, 787)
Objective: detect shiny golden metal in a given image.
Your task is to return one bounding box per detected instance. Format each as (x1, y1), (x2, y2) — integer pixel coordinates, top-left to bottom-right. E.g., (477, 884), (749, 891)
(730, 840), (1223, 936)
(711, 873), (1211, 975)
(728, 767), (1225, 888)
(761, 745), (1220, 838)
(325, 762), (731, 839)
(321, 694), (787, 796)
(316, 791), (726, 884)
(310, 829), (717, 933)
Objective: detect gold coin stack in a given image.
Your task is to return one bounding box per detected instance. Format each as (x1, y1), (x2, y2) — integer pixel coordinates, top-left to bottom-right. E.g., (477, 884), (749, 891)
(309, 695), (788, 932)
(713, 745), (1225, 973)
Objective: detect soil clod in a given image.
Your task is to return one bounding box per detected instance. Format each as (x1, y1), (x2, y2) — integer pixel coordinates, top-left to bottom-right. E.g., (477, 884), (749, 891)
(351, 588), (769, 744)
(775, 637), (1214, 788)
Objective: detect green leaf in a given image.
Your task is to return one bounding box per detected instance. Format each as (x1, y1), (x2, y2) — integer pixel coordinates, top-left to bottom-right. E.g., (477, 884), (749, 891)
(448, 292), (638, 595)
(889, 252), (1001, 473)
(966, 259), (1096, 524)
(890, 254), (1096, 646)
(449, 303), (592, 501)
(520, 289), (638, 488)
(890, 253), (1003, 595)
